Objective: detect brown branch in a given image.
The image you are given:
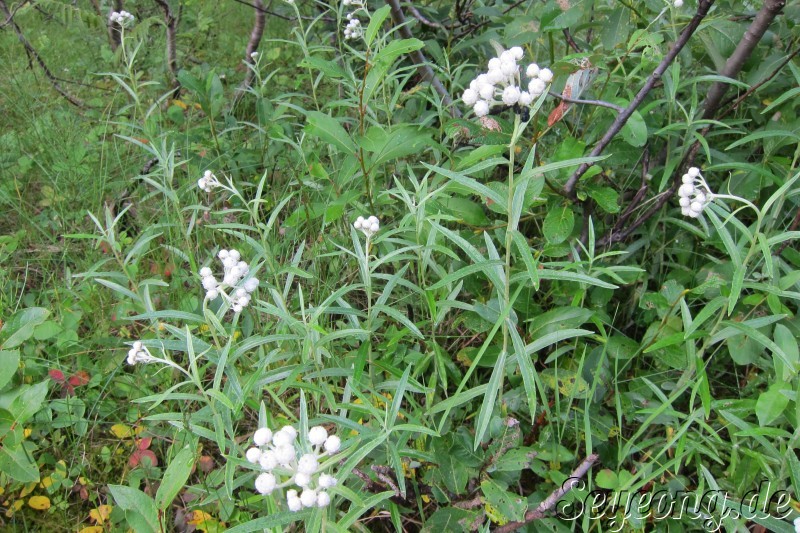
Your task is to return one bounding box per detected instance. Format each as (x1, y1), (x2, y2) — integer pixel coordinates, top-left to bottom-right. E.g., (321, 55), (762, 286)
(495, 453), (600, 533)
(386, 0), (461, 118)
(701, 0), (786, 120)
(405, 1), (446, 30)
(598, 0), (787, 247)
(239, 0), (265, 92)
(0, 0), (29, 29)
(547, 91), (624, 113)
(228, 0), (334, 22)
(562, 28), (582, 53)
(0, 0), (84, 108)
(154, 0), (179, 92)
(562, 0), (715, 197)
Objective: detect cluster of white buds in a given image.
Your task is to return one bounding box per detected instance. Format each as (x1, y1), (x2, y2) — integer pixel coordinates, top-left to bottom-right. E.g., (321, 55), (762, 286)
(197, 170), (221, 193)
(200, 249), (260, 312)
(678, 167), (713, 218)
(461, 47), (553, 118)
(342, 0), (366, 40)
(109, 10), (135, 27)
(245, 425), (341, 512)
(126, 341), (157, 365)
(353, 215), (379, 238)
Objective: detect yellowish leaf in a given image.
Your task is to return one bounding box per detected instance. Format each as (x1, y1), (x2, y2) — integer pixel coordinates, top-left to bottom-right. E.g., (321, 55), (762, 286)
(39, 476), (54, 489)
(19, 483), (37, 498)
(188, 510), (214, 525)
(78, 527), (105, 533)
(90, 504), (113, 525)
(171, 99), (188, 110)
(111, 424), (134, 439)
(5, 500), (24, 517)
(28, 495), (51, 510)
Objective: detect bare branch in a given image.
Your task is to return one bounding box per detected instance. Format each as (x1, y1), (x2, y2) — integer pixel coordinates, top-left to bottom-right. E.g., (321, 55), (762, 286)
(547, 91), (624, 113)
(563, 0), (715, 197)
(239, 0), (265, 92)
(405, 1), (446, 30)
(154, 0), (179, 91)
(386, 0), (461, 118)
(0, 0), (84, 108)
(495, 454), (600, 533)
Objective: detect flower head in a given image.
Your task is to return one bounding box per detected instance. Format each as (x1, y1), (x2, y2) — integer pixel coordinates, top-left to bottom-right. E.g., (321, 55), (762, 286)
(109, 10), (135, 27)
(462, 48), (554, 118)
(353, 215), (379, 238)
(676, 167), (714, 218)
(127, 341), (157, 365)
(200, 249), (259, 312)
(198, 170), (221, 193)
(243, 423), (341, 512)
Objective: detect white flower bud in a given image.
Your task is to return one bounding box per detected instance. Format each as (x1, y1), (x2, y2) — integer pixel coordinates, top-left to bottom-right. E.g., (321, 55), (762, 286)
(255, 473), (276, 494)
(300, 489), (317, 508)
(244, 278), (259, 293)
(259, 450), (278, 471)
(528, 78), (546, 96)
(510, 46), (524, 60)
(323, 435), (341, 454)
(206, 289), (219, 300)
(695, 192), (706, 204)
(500, 59), (517, 77)
(297, 454), (319, 475)
(319, 474), (337, 488)
(487, 69), (505, 84)
(308, 426), (328, 446)
(229, 250), (241, 261)
(526, 63), (540, 78)
(682, 174), (693, 184)
(538, 68), (554, 83)
(479, 84), (494, 100)
(678, 184), (695, 197)
(462, 89), (478, 106)
(673, 0), (683, 7)
(474, 101), (490, 117)
(287, 495), (302, 512)
(218, 250), (229, 259)
(317, 491), (331, 507)
(253, 427), (272, 446)
(294, 472), (311, 487)
(519, 91), (533, 106)
(275, 445), (295, 465)
(690, 201), (704, 213)
(679, 197), (691, 207)
(687, 167), (700, 178)
(502, 85), (521, 105)
(488, 58), (501, 71)
(245, 447), (262, 464)
(200, 267), (212, 278)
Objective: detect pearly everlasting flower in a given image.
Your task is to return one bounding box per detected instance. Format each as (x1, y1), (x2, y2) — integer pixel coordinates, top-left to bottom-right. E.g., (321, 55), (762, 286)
(198, 170), (221, 193)
(255, 473), (276, 495)
(676, 167), (713, 218)
(323, 435), (341, 454)
(794, 517), (800, 533)
(109, 10), (135, 27)
(127, 341), (157, 365)
(308, 426), (328, 446)
(250, 51), (259, 59)
(673, 0), (684, 6)
(353, 215), (380, 238)
(246, 447), (262, 464)
(461, 49), (555, 118)
(200, 249), (259, 312)
(242, 423), (342, 512)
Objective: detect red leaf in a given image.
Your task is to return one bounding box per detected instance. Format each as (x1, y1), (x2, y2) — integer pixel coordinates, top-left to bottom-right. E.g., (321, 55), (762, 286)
(138, 437), (153, 450)
(129, 449), (158, 468)
(49, 369), (66, 383)
(68, 371), (90, 387)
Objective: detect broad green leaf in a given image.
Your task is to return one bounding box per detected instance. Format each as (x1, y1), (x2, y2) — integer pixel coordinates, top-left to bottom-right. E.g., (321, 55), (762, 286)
(0, 350), (19, 390)
(304, 111), (356, 155)
(155, 444), (196, 510)
(543, 206), (574, 244)
(109, 485), (159, 533)
(755, 385), (789, 426)
(0, 442), (39, 482)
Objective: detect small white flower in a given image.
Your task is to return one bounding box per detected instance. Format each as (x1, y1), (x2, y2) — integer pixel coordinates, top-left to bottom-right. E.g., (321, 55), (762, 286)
(255, 473), (276, 495)
(250, 51), (259, 59)
(259, 451), (278, 471)
(297, 454), (319, 475)
(317, 491), (331, 507)
(673, 0), (684, 7)
(300, 489), (318, 508)
(474, 100), (490, 117)
(254, 427), (273, 446)
(323, 435), (341, 454)
(526, 63), (540, 78)
(287, 494), (303, 512)
(509, 46), (524, 60)
(479, 83), (495, 100)
(275, 445), (296, 465)
(308, 426), (328, 446)
(538, 68), (554, 83)
(793, 517), (800, 533)
(127, 342), (157, 365)
(502, 85), (521, 105)
(687, 167), (701, 178)
(678, 184), (695, 197)
(245, 447), (262, 464)
(462, 88), (478, 106)
(294, 472), (311, 487)
(319, 473), (337, 488)
(354, 215), (380, 238)
(528, 78), (547, 96)
(519, 91), (533, 106)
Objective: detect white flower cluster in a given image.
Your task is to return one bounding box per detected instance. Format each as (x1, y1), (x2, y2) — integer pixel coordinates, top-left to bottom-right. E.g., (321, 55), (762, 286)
(353, 215), (379, 238)
(678, 167), (713, 218)
(246, 425), (341, 512)
(200, 249), (259, 312)
(109, 10), (135, 27)
(342, 0), (365, 40)
(126, 341), (156, 365)
(461, 47), (554, 118)
(197, 170), (221, 193)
